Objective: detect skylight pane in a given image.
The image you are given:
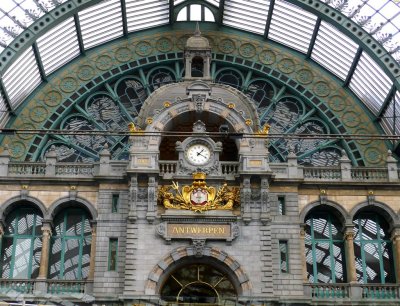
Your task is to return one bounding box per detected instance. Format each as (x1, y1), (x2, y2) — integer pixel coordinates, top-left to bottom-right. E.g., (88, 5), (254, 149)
(205, 0), (220, 6)
(269, 0), (317, 53)
(349, 52), (393, 115)
(380, 91), (400, 136)
(36, 17), (80, 75)
(223, 0), (270, 35)
(79, 0), (123, 50)
(312, 21), (358, 80)
(0, 94), (7, 126)
(190, 4), (202, 21)
(125, 0), (169, 32)
(2, 47), (41, 108)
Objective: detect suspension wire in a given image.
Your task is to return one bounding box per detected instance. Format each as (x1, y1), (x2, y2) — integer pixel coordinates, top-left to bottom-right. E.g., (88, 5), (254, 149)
(1, 128), (400, 141)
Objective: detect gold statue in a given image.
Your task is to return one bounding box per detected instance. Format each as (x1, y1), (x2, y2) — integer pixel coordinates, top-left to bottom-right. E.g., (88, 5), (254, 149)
(158, 172), (240, 212)
(257, 123), (270, 136)
(128, 122), (142, 134)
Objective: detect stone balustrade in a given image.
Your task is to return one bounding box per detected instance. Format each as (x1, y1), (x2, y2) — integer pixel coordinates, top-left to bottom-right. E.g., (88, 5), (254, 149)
(0, 279), (35, 294)
(304, 283), (400, 300)
(0, 149), (399, 183)
(47, 280), (86, 294)
(0, 279), (90, 296)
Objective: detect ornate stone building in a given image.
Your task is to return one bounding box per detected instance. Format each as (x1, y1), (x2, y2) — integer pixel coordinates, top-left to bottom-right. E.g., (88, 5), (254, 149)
(0, 0), (399, 305)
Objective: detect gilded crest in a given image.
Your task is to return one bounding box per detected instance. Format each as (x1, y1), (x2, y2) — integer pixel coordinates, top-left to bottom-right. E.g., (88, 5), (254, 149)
(158, 172), (240, 212)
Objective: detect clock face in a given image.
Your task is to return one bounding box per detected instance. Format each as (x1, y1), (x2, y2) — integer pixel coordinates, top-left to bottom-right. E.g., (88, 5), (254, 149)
(186, 144), (211, 166)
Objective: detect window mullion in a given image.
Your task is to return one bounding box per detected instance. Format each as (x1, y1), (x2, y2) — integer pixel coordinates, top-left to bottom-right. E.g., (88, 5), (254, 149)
(328, 216), (336, 283)
(310, 218), (318, 282)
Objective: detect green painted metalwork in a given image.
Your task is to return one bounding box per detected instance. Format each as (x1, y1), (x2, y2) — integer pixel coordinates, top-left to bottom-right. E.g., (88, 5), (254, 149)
(49, 208), (91, 281)
(353, 213), (395, 284)
(305, 213), (346, 284)
(0, 27), (390, 166)
(0, 208), (42, 280)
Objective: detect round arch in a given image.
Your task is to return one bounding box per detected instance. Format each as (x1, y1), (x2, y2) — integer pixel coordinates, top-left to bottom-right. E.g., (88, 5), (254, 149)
(0, 195), (47, 221)
(300, 199), (349, 226)
(145, 246), (251, 297)
(46, 196), (97, 220)
(349, 201), (399, 229)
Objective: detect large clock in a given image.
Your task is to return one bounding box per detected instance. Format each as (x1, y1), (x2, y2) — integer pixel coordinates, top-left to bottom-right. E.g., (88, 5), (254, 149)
(186, 143), (211, 166)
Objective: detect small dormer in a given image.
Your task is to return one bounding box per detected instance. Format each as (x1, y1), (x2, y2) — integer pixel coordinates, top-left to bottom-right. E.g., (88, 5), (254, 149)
(184, 23), (212, 81)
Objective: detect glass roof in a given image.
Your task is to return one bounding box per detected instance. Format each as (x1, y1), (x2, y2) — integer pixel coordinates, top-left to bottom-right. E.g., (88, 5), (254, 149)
(0, 0), (399, 136)
(321, 0), (400, 62)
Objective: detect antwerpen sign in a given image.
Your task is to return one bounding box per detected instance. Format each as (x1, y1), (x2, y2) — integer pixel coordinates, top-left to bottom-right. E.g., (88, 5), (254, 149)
(157, 222), (239, 243)
(168, 223), (230, 238)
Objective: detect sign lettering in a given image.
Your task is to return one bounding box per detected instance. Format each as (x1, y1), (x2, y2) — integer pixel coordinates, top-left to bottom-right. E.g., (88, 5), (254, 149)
(167, 223), (231, 239)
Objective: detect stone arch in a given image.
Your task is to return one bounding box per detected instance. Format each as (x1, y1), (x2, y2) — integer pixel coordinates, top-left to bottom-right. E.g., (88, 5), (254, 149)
(349, 200), (399, 229)
(300, 199), (348, 226)
(0, 195), (47, 221)
(145, 246), (252, 297)
(46, 196), (97, 220)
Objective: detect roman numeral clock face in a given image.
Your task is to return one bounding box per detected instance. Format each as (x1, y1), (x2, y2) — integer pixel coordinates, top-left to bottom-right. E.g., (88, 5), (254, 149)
(186, 144), (211, 166)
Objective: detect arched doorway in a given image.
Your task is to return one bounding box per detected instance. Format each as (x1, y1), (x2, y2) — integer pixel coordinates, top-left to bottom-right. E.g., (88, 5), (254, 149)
(160, 262), (238, 305)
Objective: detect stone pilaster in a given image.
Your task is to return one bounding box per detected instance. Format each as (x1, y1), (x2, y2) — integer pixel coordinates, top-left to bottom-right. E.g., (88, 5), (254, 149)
(242, 176), (251, 224)
(260, 177), (270, 224)
(88, 222), (97, 281)
(128, 175), (138, 221)
(146, 175), (157, 223)
(299, 225), (308, 282)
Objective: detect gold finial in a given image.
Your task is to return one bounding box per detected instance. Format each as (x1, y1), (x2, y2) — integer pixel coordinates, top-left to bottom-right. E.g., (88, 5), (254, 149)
(164, 101), (171, 108)
(245, 119), (252, 126)
(228, 103), (235, 109)
(146, 117), (153, 125)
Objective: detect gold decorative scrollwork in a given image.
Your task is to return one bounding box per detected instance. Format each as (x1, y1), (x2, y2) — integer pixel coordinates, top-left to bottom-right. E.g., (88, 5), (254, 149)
(158, 173), (240, 212)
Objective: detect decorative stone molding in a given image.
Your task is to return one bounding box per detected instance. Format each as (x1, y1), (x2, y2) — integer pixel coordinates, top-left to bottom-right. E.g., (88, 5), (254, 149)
(145, 246), (252, 296)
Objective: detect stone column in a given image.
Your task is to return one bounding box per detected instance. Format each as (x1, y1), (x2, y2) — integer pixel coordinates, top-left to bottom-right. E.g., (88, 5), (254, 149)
(88, 222), (97, 281)
(299, 225), (308, 282)
(38, 222), (52, 279)
(344, 226), (357, 283)
(391, 228), (400, 283)
(0, 146), (10, 177)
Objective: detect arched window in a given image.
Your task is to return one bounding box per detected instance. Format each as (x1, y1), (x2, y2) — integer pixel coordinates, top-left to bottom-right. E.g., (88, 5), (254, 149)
(215, 70), (242, 89)
(353, 212), (395, 284)
(305, 212), (346, 283)
(1, 208), (43, 279)
(177, 5), (215, 22)
(160, 263), (237, 304)
(148, 68), (176, 92)
(48, 208), (92, 280)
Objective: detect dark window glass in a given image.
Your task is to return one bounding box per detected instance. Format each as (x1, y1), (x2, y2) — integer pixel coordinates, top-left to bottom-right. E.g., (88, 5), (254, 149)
(108, 238), (118, 271)
(280, 241), (289, 273)
(112, 194), (120, 213)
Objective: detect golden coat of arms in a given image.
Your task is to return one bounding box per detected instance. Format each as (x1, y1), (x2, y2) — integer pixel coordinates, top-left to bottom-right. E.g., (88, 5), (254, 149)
(158, 173), (240, 212)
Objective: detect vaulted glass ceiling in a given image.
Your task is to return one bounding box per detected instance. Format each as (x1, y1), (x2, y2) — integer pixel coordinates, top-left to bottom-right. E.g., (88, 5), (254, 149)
(0, 0), (399, 136)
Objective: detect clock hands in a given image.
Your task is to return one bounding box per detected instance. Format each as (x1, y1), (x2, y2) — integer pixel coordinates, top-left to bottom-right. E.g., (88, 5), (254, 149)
(196, 149), (208, 159)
